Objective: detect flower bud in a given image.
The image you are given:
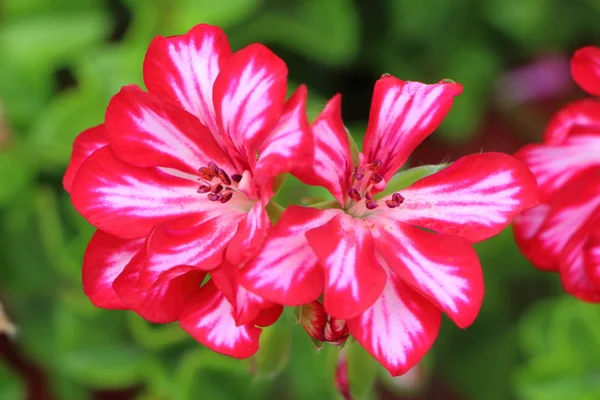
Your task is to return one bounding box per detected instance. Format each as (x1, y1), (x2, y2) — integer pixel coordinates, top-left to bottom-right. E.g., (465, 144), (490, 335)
(299, 301), (349, 346)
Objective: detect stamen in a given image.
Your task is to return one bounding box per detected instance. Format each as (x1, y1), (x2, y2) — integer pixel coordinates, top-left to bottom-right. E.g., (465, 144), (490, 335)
(354, 167), (365, 181)
(385, 200), (398, 208)
(207, 162), (219, 176)
(220, 192), (233, 203)
(365, 192), (372, 200)
(392, 193), (405, 204)
(197, 185), (211, 194)
(365, 200), (378, 210)
(208, 193), (222, 202)
(347, 188), (362, 201)
(231, 174), (242, 183)
(197, 167), (215, 181)
(370, 173), (383, 184)
(218, 169), (231, 185)
(212, 184), (223, 193)
(371, 159), (382, 172)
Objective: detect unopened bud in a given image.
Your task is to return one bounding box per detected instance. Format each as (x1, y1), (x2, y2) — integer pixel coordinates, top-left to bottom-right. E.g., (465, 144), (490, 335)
(299, 301), (349, 347)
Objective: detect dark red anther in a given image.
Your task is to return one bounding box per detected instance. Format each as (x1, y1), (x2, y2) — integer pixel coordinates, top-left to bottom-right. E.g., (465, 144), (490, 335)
(220, 191), (233, 203)
(231, 174), (242, 183)
(354, 167), (365, 181)
(212, 184), (223, 193)
(218, 169), (231, 185)
(197, 167), (214, 181)
(365, 192), (372, 200)
(365, 200), (378, 210)
(207, 161), (219, 175)
(197, 185), (211, 194)
(370, 173), (383, 184)
(371, 159), (382, 172)
(385, 200), (399, 208)
(392, 193), (405, 204)
(347, 188), (362, 201)
(208, 193), (222, 202)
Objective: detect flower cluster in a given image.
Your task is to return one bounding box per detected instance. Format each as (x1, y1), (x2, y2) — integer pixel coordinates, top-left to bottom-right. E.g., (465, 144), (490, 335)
(64, 24), (539, 375)
(513, 46), (600, 302)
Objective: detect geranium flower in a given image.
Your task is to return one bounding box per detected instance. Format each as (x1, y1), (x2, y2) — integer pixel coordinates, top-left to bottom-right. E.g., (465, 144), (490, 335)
(64, 24), (312, 357)
(240, 75), (539, 374)
(513, 46), (600, 301)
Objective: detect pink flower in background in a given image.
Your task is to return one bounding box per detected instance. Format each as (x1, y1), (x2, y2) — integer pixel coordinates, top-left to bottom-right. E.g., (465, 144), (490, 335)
(64, 24), (312, 357)
(514, 46), (600, 302)
(241, 75), (539, 375)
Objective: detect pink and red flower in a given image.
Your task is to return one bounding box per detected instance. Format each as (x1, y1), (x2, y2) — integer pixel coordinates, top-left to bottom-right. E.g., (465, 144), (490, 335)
(514, 46), (600, 301)
(240, 75), (539, 375)
(64, 24), (312, 357)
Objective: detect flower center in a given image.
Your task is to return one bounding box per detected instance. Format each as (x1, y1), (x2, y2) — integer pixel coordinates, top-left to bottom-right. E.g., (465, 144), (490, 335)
(345, 159), (404, 216)
(196, 161), (242, 204)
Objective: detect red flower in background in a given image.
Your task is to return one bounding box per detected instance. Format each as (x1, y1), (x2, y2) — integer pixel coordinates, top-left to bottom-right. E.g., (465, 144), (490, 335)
(64, 24), (312, 357)
(514, 46), (600, 302)
(240, 75), (539, 375)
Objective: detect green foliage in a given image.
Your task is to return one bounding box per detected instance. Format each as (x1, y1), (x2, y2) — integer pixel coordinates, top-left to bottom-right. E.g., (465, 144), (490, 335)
(0, 0), (598, 399)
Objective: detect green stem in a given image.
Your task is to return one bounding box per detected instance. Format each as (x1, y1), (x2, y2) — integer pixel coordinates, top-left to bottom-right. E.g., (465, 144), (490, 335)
(309, 199), (342, 210)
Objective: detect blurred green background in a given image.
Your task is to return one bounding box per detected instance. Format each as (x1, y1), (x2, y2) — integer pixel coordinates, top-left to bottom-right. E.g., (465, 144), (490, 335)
(1, 0), (600, 399)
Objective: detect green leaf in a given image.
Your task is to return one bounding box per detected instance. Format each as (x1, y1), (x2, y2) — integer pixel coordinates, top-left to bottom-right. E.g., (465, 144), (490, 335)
(347, 342), (377, 400)
(128, 313), (190, 351)
(377, 163), (448, 198)
(0, 360), (25, 400)
(0, 147), (34, 207)
(254, 322), (292, 381)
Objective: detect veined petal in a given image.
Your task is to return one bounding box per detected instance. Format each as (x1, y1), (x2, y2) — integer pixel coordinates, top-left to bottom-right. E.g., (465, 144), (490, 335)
(571, 46), (600, 96)
(543, 99), (600, 145)
(559, 214), (600, 302)
(512, 205), (555, 271)
(293, 94), (352, 205)
(515, 134), (600, 200)
(179, 281), (261, 358)
(254, 304), (283, 327)
(346, 272), (441, 377)
(530, 171), (600, 270)
(106, 85), (233, 175)
(372, 220), (483, 328)
(372, 153), (539, 243)
(71, 147), (201, 239)
(82, 231), (142, 309)
(226, 201), (270, 265)
(254, 85), (312, 200)
(144, 24), (231, 138)
(113, 250), (205, 323)
(585, 230), (600, 287)
(138, 213), (243, 290)
(213, 43), (287, 165)
(306, 213), (386, 320)
(240, 206), (342, 306)
(63, 125), (108, 193)
(362, 76), (462, 181)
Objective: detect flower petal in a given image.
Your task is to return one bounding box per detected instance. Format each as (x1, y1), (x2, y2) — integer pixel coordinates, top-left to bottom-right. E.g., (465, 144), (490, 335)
(106, 85), (233, 175)
(372, 220), (483, 328)
(585, 230), (600, 287)
(82, 231), (142, 309)
(515, 134), (600, 200)
(143, 24), (231, 139)
(293, 94), (352, 205)
(512, 204), (556, 271)
(346, 272), (442, 377)
(138, 213), (243, 290)
(253, 85), (313, 200)
(543, 99), (600, 145)
(113, 250), (205, 323)
(254, 304), (283, 327)
(63, 125), (108, 193)
(571, 46), (600, 96)
(226, 201), (270, 265)
(179, 281), (261, 358)
(362, 76), (462, 181)
(71, 147), (201, 239)
(240, 206), (342, 306)
(306, 213), (386, 320)
(529, 171), (600, 270)
(559, 214), (600, 302)
(213, 43), (287, 165)
(373, 152), (539, 243)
